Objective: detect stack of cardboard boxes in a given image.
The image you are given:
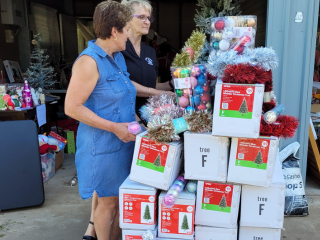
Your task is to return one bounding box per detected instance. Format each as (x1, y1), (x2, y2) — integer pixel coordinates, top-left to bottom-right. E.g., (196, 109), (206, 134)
(118, 80), (286, 240)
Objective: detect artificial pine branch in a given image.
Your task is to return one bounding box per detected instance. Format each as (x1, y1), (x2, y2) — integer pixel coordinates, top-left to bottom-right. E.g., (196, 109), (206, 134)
(26, 33), (57, 91)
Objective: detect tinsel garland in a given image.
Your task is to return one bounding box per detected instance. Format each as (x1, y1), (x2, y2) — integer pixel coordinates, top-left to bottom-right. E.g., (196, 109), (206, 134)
(147, 112), (212, 143)
(222, 64), (272, 85)
(260, 115), (299, 139)
(140, 92), (184, 122)
(207, 47), (279, 77)
(262, 100), (276, 114)
(172, 30), (206, 68)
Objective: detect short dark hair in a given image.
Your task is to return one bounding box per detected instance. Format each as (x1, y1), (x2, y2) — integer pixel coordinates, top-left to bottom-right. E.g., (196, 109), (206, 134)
(93, 0), (133, 39)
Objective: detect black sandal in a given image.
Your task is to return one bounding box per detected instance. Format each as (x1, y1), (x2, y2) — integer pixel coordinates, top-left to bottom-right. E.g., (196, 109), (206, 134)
(83, 221), (97, 240)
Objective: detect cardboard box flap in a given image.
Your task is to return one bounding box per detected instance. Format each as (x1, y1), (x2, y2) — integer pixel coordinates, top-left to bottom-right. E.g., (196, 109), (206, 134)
(120, 176), (156, 191)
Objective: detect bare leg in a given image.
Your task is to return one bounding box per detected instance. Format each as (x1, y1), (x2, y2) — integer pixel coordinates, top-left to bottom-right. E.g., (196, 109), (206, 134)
(83, 191), (98, 239)
(95, 196), (118, 240)
(110, 199), (121, 240)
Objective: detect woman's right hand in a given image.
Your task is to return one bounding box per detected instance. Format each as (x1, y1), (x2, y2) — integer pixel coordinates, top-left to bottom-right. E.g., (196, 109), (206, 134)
(112, 122), (136, 143)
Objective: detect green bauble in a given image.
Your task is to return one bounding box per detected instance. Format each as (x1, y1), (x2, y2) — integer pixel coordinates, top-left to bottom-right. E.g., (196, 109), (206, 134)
(176, 89), (183, 97)
(180, 68), (190, 78)
(206, 102), (212, 110)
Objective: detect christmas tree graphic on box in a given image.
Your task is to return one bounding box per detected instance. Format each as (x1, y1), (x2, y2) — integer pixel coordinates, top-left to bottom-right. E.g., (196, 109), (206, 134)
(239, 98), (248, 116)
(143, 205), (152, 222)
(202, 194), (231, 213)
(180, 215), (189, 231)
(236, 150), (267, 170)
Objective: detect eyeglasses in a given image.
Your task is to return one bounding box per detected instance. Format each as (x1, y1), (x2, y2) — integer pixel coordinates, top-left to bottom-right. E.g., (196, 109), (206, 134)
(134, 15), (154, 23)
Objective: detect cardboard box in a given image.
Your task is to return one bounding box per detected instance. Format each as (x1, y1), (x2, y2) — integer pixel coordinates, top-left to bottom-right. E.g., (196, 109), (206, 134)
(239, 226), (281, 240)
(130, 132), (183, 190)
(158, 191), (195, 239)
(122, 227), (157, 240)
(311, 104), (320, 113)
(119, 177), (158, 230)
(41, 153), (55, 182)
(184, 132), (229, 182)
(63, 130), (75, 154)
(240, 157), (285, 229)
(195, 181), (241, 229)
(195, 226), (237, 240)
(227, 136), (279, 187)
(212, 80), (264, 138)
(55, 151), (64, 171)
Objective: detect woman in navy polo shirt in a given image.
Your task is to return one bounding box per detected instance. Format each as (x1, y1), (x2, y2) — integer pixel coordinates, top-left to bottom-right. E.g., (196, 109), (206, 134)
(121, 0), (174, 122)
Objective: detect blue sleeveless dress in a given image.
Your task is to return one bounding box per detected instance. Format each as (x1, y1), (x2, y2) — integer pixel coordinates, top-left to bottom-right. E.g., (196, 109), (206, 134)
(75, 40), (136, 200)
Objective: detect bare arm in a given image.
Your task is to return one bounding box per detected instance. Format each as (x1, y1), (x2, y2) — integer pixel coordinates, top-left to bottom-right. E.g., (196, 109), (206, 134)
(131, 81), (162, 97)
(156, 79), (174, 91)
(65, 55), (135, 142)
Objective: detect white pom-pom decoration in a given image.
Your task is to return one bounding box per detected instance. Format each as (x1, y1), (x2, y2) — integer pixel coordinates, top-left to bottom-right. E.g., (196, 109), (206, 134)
(219, 40), (230, 51)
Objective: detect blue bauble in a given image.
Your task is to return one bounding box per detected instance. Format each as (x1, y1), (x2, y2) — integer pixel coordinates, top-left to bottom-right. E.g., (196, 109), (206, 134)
(191, 95), (201, 106)
(213, 41), (220, 50)
(197, 74), (207, 86)
(195, 86), (204, 95)
(186, 181), (197, 193)
(186, 106), (195, 114)
(198, 65), (206, 74)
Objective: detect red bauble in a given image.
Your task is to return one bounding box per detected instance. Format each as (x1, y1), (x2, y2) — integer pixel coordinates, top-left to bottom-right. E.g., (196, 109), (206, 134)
(197, 104), (207, 110)
(215, 20), (225, 31)
(185, 47), (194, 60)
(201, 93), (210, 103)
(203, 85), (209, 92)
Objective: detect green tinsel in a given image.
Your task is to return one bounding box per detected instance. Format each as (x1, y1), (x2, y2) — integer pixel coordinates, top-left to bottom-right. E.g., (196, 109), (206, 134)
(172, 30), (206, 68)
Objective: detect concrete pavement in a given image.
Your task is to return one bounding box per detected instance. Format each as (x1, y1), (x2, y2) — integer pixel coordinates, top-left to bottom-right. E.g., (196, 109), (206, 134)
(1, 154), (319, 239)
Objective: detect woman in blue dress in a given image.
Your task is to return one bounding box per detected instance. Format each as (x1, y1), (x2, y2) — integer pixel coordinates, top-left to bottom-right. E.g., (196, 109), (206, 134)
(65, 1), (164, 239)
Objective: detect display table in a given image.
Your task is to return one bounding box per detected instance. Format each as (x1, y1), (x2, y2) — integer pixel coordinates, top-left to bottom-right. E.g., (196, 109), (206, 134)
(0, 102), (52, 134)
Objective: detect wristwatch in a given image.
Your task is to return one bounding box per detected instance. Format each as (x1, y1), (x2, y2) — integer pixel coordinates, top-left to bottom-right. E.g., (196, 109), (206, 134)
(138, 120), (143, 124)
(168, 80), (174, 90)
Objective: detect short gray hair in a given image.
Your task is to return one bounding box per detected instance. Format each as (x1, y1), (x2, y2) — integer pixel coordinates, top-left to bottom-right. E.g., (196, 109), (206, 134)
(121, 0), (152, 14)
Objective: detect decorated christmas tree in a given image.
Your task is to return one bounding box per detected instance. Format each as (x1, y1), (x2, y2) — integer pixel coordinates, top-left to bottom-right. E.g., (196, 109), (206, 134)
(181, 215), (189, 231)
(239, 98), (248, 116)
(143, 205), (151, 221)
(194, 0), (244, 63)
(26, 33), (57, 91)
(219, 194), (228, 210)
(254, 151), (263, 166)
(153, 154), (161, 169)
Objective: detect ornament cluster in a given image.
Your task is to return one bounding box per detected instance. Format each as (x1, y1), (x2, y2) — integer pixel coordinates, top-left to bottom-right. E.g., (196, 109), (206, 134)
(210, 16), (257, 56)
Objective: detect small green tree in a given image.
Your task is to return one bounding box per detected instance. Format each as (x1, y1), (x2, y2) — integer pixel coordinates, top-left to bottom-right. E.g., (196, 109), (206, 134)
(239, 98), (249, 116)
(254, 151), (263, 166)
(153, 154), (161, 169)
(143, 205), (151, 221)
(181, 215), (189, 231)
(219, 195), (228, 210)
(26, 32), (57, 91)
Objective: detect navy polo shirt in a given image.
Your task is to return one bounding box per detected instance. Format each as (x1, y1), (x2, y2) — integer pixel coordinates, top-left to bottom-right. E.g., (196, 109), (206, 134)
(122, 39), (158, 117)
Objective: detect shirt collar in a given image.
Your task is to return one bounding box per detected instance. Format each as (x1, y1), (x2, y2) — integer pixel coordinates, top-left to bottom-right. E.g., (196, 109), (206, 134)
(88, 40), (120, 60)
